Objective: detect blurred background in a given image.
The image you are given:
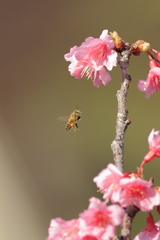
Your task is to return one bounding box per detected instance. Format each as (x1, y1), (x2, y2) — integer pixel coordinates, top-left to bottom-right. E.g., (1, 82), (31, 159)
(0, 1), (160, 239)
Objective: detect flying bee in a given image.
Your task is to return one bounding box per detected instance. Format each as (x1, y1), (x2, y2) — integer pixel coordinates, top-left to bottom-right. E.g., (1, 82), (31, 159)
(58, 109), (82, 132)
(66, 109), (82, 131)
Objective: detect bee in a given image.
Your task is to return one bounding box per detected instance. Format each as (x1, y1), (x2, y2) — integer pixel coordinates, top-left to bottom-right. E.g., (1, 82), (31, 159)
(65, 109), (82, 131)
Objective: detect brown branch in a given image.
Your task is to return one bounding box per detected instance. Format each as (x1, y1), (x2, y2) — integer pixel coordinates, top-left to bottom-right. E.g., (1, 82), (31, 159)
(111, 44), (140, 240)
(120, 206), (140, 240)
(111, 45), (132, 173)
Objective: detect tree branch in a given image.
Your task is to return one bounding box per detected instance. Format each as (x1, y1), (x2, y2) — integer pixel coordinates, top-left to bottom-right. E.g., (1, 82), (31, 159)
(120, 206), (140, 240)
(111, 44), (140, 240)
(111, 45), (132, 172)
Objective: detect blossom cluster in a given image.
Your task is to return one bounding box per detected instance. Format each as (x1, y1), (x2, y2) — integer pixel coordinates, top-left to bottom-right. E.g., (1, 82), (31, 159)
(64, 30), (117, 87)
(46, 198), (125, 240)
(65, 29), (160, 97)
(46, 30), (160, 240)
(46, 128), (160, 240)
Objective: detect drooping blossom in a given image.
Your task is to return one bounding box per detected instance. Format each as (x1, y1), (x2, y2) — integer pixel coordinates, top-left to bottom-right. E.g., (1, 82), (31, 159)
(93, 163), (123, 203)
(137, 67), (160, 98)
(64, 30), (117, 87)
(133, 213), (160, 240)
(118, 177), (159, 212)
(144, 129), (160, 162)
(46, 218), (80, 240)
(78, 197), (125, 240)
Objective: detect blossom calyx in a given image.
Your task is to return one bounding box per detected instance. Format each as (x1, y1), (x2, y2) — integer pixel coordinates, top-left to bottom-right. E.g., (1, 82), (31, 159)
(156, 52), (160, 61)
(149, 59), (158, 69)
(122, 171), (139, 178)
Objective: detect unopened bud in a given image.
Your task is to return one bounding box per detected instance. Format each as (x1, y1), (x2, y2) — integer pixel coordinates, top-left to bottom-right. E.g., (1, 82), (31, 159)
(136, 40), (150, 52)
(110, 31), (124, 51)
(131, 40), (150, 55)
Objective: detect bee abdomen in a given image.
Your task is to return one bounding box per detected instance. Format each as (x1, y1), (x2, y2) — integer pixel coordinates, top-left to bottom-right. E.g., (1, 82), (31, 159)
(65, 122), (73, 131)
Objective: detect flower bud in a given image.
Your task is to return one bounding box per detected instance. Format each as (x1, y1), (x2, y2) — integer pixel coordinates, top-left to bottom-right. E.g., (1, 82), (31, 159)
(136, 40), (150, 52)
(131, 40), (150, 55)
(110, 31), (124, 51)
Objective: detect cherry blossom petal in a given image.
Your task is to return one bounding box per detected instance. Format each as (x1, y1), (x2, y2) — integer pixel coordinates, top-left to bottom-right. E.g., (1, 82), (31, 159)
(133, 214), (160, 240)
(46, 218), (80, 240)
(64, 30), (117, 87)
(119, 177), (159, 211)
(78, 197), (125, 240)
(138, 67), (160, 98)
(93, 163), (123, 202)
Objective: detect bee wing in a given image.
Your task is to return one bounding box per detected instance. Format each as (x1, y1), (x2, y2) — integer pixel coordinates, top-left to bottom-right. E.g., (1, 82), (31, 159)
(57, 116), (69, 121)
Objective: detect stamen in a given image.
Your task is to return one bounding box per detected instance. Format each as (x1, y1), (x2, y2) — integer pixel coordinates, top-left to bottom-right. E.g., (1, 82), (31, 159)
(93, 70), (97, 82)
(127, 185), (145, 200)
(81, 65), (90, 78)
(81, 65), (94, 79)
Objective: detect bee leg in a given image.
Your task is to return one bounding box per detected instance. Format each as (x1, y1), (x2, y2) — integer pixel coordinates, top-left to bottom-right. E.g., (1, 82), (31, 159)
(73, 124), (76, 132)
(75, 123), (79, 130)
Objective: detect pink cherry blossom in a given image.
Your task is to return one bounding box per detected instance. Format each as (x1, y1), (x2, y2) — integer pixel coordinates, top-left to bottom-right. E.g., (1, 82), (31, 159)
(148, 129), (160, 155)
(78, 197), (125, 240)
(119, 177), (160, 211)
(68, 60), (111, 87)
(93, 163), (123, 202)
(137, 67), (160, 98)
(133, 214), (160, 240)
(144, 129), (160, 162)
(64, 30), (117, 87)
(74, 30), (117, 71)
(46, 218), (80, 240)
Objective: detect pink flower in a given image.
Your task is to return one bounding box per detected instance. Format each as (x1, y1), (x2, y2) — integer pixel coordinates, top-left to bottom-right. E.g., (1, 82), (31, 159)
(138, 67), (160, 98)
(119, 177), (159, 211)
(144, 129), (160, 162)
(133, 213), (160, 240)
(78, 197), (125, 240)
(74, 30), (117, 71)
(68, 61), (111, 87)
(93, 163), (123, 202)
(64, 30), (117, 87)
(46, 218), (80, 240)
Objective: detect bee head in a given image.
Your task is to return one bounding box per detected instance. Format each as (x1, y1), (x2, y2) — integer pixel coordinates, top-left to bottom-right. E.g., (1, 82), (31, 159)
(74, 109), (81, 114)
